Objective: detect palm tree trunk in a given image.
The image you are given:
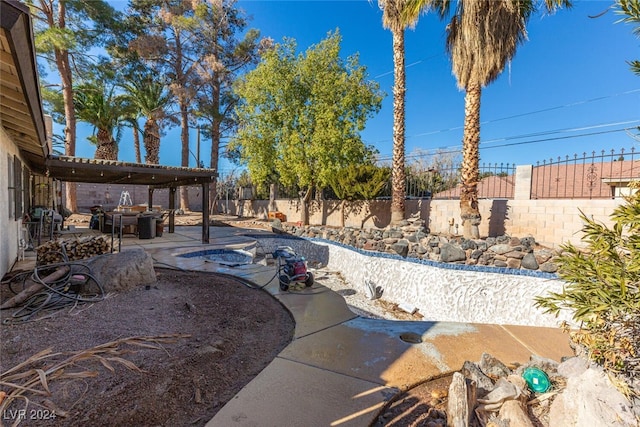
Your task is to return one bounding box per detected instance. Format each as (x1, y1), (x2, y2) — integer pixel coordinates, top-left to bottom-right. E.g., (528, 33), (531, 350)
(179, 105), (190, 212)
(460, 82), (482, 238)
(56, 46), (77, 212)
(133, 125), (141, 163)
(94, 128), (116, 160)
(209, 76), (222, 215)
(144, 120), (160, 164)
(390, 28), (406, 225)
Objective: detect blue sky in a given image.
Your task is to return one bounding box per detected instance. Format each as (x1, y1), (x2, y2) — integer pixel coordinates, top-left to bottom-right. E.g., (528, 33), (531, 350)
(69, 0), (640, 176)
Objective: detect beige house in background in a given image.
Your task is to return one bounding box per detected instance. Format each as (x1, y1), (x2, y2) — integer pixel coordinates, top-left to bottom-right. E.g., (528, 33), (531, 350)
(0, 0), (50, 279)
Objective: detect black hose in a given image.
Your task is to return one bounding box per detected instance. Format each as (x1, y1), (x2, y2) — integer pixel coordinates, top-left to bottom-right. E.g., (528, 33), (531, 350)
(2, 258), (106, 324)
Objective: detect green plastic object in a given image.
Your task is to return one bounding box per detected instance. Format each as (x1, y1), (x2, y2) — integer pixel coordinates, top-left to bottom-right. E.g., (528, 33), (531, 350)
(522, 367), (551, 393)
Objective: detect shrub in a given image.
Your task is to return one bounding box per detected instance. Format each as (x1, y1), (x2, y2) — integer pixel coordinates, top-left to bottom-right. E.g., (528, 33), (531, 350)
(535, 185), (640, 396)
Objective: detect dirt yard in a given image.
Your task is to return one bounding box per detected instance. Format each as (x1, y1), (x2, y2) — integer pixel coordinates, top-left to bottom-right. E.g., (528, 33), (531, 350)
(0, 268), (294, 426)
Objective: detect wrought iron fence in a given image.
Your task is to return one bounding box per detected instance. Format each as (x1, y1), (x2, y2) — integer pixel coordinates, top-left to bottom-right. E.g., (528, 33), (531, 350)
(414, 163), (516, 200)
(531, 148), (640, 199)
(223, 148), (640, 201)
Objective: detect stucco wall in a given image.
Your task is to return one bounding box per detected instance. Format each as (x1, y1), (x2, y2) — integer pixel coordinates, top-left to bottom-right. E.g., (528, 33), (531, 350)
(0, 126), (22, 279)
(253, 235), (573, 327)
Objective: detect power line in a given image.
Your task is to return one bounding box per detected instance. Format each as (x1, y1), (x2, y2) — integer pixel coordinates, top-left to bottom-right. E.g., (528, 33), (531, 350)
(376, 126), (637, 162)
(373, 53), (443, 79)
(369, 88), (640, 148)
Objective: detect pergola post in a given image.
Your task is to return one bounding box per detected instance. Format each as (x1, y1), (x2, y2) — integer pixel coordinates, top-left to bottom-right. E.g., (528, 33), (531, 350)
(147, 187), (154, 212)
(202, 182), (209, 244)
(169, 187), (176, 233)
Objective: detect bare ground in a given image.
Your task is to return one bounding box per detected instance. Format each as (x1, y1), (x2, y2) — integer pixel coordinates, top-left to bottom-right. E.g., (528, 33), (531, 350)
(0, 268), (294, 426)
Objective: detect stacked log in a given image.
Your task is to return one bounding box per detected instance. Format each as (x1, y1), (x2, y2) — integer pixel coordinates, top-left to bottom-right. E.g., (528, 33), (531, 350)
(36, 236), (112, 265)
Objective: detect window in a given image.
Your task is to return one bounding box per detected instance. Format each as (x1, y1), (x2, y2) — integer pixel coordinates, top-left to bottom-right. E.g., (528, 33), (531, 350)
(14, 156), (23, 220)
(23, 167), (30, 218)
(7, 154), (14, 219)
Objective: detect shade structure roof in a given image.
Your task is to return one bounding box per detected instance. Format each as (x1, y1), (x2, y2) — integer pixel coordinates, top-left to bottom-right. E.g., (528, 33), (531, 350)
(46, 155), (217, 189)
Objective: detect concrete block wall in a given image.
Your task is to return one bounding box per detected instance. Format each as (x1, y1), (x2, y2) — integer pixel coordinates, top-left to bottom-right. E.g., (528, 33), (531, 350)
(229, 197), (621, 249)
(72, 183), (206, 212)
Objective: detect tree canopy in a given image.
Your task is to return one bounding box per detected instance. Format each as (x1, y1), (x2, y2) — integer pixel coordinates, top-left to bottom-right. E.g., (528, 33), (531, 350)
(230, 30), (383, 215)
(617, 0), (640, 75)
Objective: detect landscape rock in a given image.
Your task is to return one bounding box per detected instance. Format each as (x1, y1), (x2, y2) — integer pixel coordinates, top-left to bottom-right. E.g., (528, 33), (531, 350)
(556, 357), (588, 378)
(498, 400), (534, 427)
(440, 243), (467, 263)
(86, 248), (156, 292)
(391, 240), (409, 257)
(461, 360), (494, 397)
(489, 244), (512, 255)
(534, 249), (555, 264)
(521, 252), (539, 270)
(539, 262), (558, 273)
(549, 367), (637, 427)
(479, 352), (511, 379)
(278, 223), (559, 274)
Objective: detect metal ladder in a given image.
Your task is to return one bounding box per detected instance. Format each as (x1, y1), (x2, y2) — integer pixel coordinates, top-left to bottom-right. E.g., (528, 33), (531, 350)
(118, 190), (133, 206)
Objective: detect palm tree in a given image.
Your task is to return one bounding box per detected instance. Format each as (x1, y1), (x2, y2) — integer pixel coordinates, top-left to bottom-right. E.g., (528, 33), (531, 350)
(121, 75), (173, 165)
(378, 0), (409, 225)
(74, 83), (127, 160)
(378, 0), (447, 225)
(122, 115), (143, 164)
(444, 0), (569, 238)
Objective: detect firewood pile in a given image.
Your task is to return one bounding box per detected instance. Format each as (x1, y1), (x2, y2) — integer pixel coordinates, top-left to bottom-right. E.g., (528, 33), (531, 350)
(36, 236), (112, 265)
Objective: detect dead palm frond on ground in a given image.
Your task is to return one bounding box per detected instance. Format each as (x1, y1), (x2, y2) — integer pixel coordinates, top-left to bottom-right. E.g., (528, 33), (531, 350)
(0, 334), (190, 423)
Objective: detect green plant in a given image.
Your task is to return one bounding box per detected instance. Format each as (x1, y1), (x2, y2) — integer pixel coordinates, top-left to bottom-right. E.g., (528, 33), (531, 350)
(535, 184), (640, 394)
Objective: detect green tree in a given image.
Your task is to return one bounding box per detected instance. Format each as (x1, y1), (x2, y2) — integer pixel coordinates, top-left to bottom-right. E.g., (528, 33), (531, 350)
(27, 0), (118, 212)
(230, 31), (383, 225)
(74, 80), (128, 160)
(617, 0), (640, 75)
(74, 62), (130, 160)
(191, 0), (267, 214)
(328, 164), (390, 227)
(127, 0), (201, 211)
(120, 73), (174, 165)
(535, 185), (640, 394)
(444, 0), (570, 238)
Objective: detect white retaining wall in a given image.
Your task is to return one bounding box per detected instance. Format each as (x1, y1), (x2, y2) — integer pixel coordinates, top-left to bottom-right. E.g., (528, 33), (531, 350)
(254, 236), (574, 328)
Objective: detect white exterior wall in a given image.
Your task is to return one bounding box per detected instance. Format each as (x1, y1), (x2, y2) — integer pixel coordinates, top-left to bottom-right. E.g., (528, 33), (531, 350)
(0, 126), (22, 279)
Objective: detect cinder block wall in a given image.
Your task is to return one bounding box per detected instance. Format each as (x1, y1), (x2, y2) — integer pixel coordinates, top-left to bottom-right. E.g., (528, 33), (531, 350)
(72, 184), (206, 212)
(70, 181), (622, 249)
(229, 198), (620, 249)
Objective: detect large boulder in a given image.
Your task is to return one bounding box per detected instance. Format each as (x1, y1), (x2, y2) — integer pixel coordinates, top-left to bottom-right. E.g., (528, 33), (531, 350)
(549, 366), (637, 427)
(86, 248), (156, 293)
(440, 243), (467, 263)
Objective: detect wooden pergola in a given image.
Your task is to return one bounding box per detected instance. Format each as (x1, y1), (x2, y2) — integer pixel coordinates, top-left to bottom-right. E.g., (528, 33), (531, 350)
(45, 155), (217, 244)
